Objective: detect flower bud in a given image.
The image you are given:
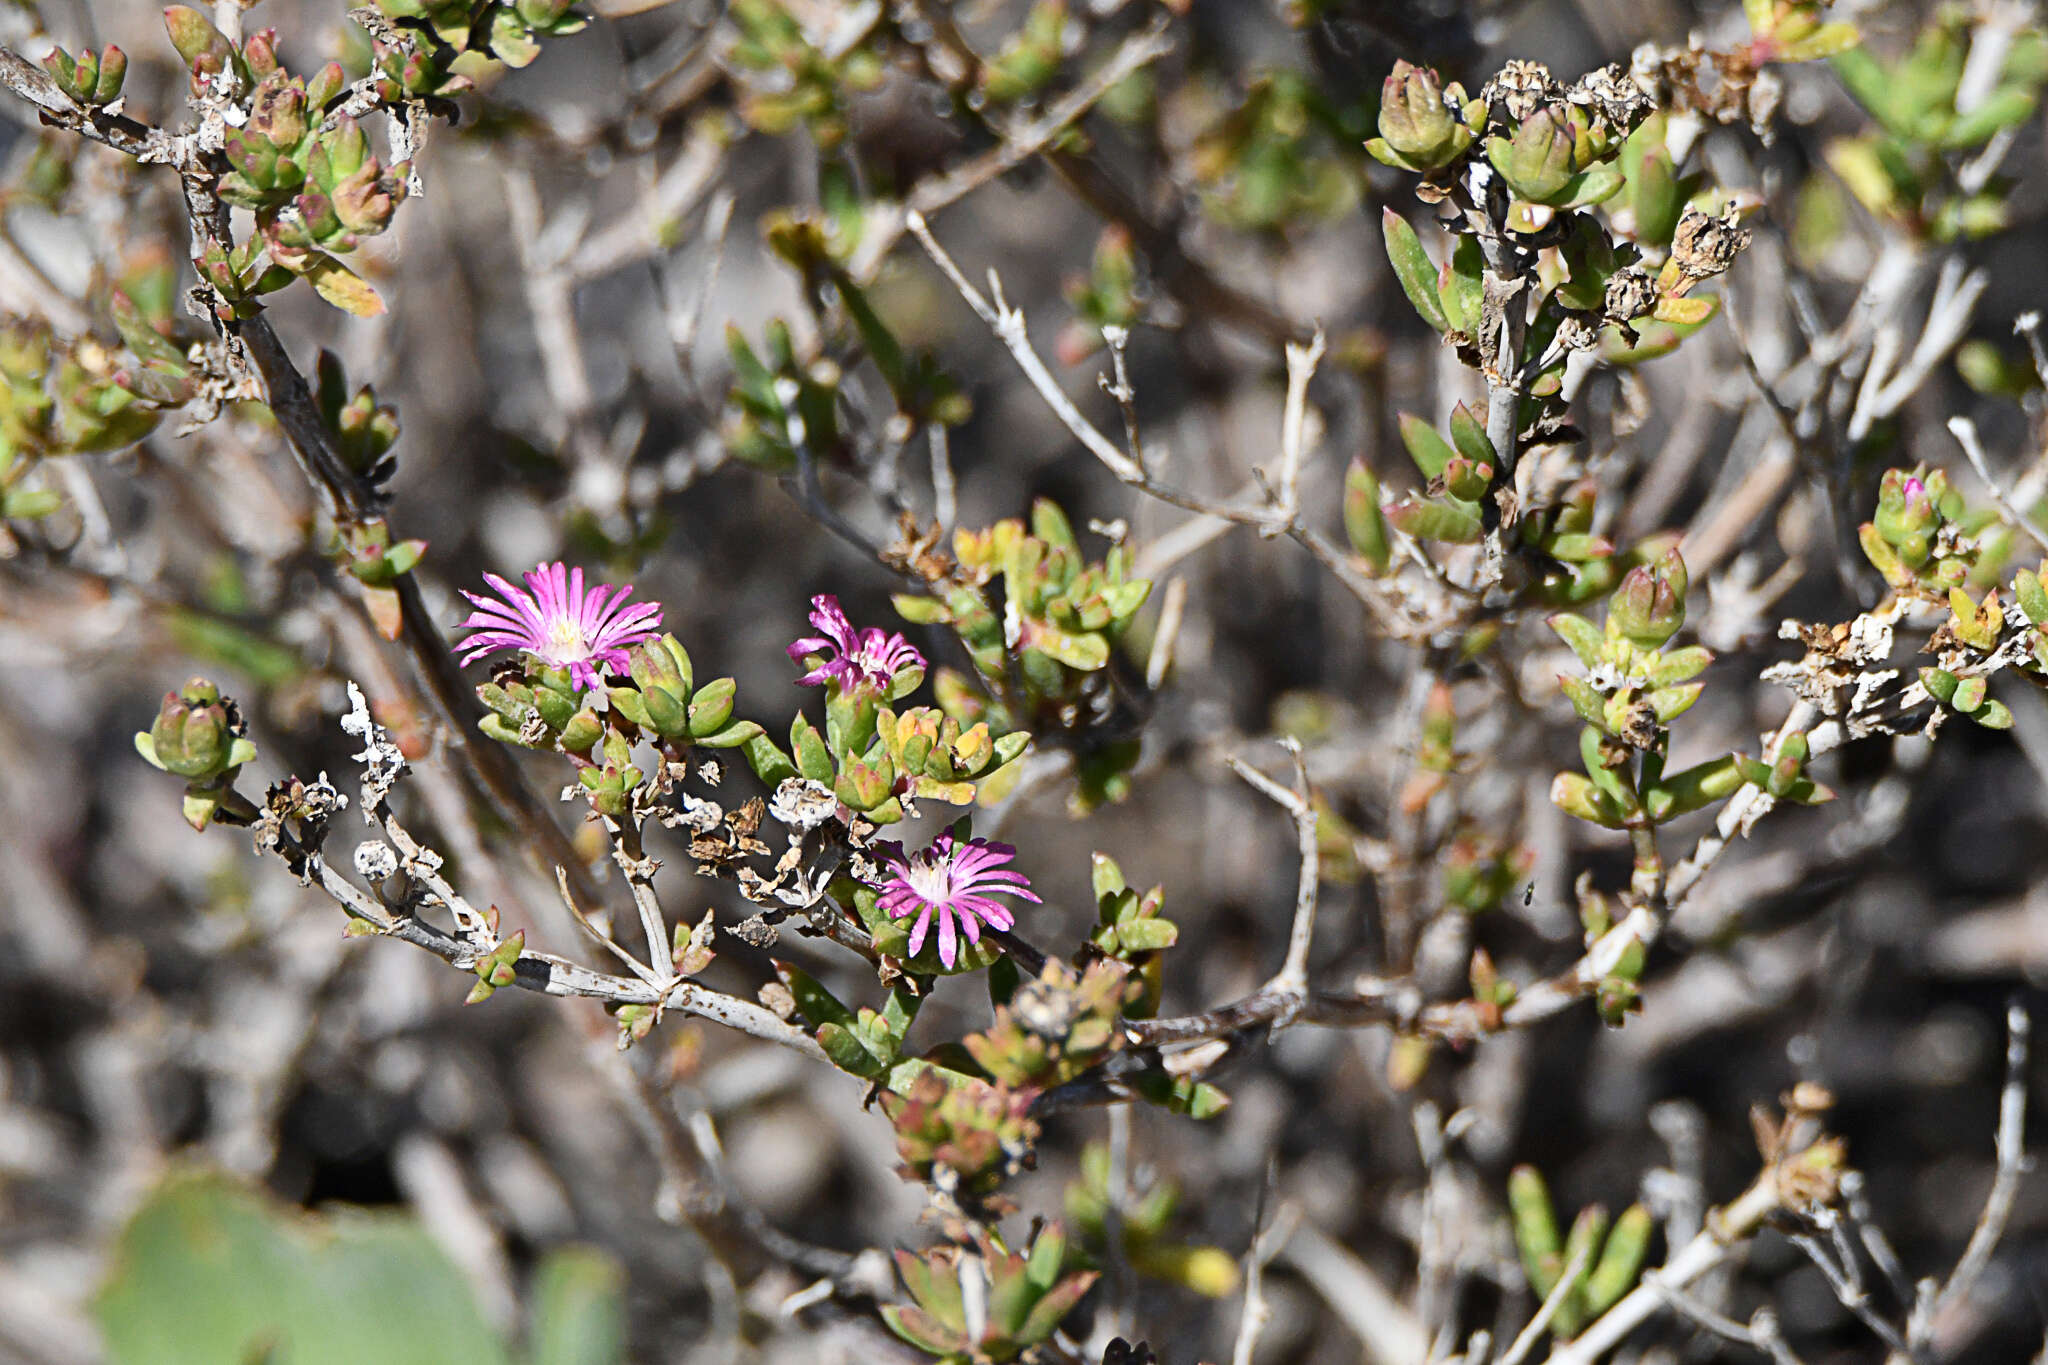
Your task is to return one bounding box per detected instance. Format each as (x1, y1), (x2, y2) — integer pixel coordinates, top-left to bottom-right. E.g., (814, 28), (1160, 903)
(331, 162), (395, 234)
(556, 707), (603, 754)
(292, 189), (341, 244)
(223, 130), (281, 190)
(1376, 61), (1465, 169)
(247, 72), (307, 150)
(338, 520), (423, 587)
(1608, 549), (1687, 648)
(1487, 108), (1576, 204)
(622, 637), (687, 716)
(162, 6), (236, 90)
(146, 678), (240, 779)
(834, 756), (896, 811)
(1767, 752), (1805, 798)
(341, 396), (397, 471)
(375, 42), (439, 99)
(93, 46), (128, 103)
(898, 711), (941, 774)
(1551, 771), (1621, 827)
(161, 5), (222, 64)
(1562, 105), (1596, 167)
(620, 644), (685, 737)
(240, 28), (280, 78)
(43, 48), (94, 104)
(1442, 455), (1494, 503)
(319, 119), (370, 182)
(41, 47), (74, 91)
(306, 62), (346, 111)
(578, 759), (644, 818)
(1872, 467), (1939, 564)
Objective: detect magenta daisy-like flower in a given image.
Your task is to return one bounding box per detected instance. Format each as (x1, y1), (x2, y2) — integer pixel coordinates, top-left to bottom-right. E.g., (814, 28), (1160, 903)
(876, 831), (1040, 969)
(454, 561), (663, 692)
(788, 594), (924, 693)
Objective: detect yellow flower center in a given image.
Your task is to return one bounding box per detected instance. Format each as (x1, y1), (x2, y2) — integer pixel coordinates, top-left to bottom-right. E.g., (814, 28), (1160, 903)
(544, 617), (589, 662)
(903, 852), (954, 904)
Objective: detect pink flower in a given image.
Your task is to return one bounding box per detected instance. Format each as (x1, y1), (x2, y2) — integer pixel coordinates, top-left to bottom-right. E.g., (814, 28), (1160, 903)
(455, 561), (663, 692)
(788, 594), (924, 693)
(876, 831), (1040, 969)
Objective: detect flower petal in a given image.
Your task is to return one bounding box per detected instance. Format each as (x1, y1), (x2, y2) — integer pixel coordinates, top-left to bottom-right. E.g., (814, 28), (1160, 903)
(455, 561), (668, 685)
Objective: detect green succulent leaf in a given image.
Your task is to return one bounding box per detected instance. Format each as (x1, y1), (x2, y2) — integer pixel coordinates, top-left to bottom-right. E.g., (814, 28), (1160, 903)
(1397, 413), (1457, 479)
(1385, 494), (1482, 544)
(1381, 209), (1448, 333)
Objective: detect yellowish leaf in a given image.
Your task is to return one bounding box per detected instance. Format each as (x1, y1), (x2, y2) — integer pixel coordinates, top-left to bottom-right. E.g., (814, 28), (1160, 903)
(304, 254), (386, 318)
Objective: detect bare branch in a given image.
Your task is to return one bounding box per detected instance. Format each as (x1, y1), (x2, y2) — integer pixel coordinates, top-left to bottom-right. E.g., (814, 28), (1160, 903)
(556, 866), (667, 989)
(1231, 1187), (1298, 1365)
(0, 48), (177, 162)
(1127, 742), (1318, 1046)
(1099, 324), (1147, 476)
(1931, 1003), (2033, 1323)
(850, 18), (1175, 279)
(1848, 259), (1986, 442)
(606, 816), (674, 986)
(1230, 739), (1319, 994)
(929, 421), (957, 534)
(1638, 1270), (1761, 1353)
(273, 686), (831, 1064)
(1145, 574), (1187, 693)
(1950, 416), (2048, 553)
(1786, 1225), (1911, 1357)
(2016, 311), (2048, 388)
(909, 211), (1433, 639)
(1544, 1162), (1801, 1365)
(1274, 328), (1327, 531)
(1278, 1217), (1430, 1365)
(907, 209), (1143, 484)
(1498, 1239), (1594, 1365)
(569, 124), (727, 285)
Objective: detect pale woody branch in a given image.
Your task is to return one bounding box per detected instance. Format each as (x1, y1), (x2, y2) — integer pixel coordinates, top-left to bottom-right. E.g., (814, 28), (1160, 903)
(0, 46), (176, 162)
(1543, 1147), (1829, 1365)
(906, 209), (1445, 641)
(277, 685), (827, 1064)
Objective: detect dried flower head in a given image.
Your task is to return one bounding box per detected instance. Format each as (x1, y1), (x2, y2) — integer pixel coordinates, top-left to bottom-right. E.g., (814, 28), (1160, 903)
(1569, 61), (1653, 127)
(877, 830), (1040, 969)
(1670, 204), (1752, 284)
(1603, 265), (1657, 324)
(455, 561), (663, 691)
(788, 594), (925, 692)
(1484, 58), (1559, 121)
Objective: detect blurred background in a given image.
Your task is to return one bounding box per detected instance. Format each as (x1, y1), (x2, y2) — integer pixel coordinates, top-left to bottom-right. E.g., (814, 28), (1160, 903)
(3, 0), (2048, 1360)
